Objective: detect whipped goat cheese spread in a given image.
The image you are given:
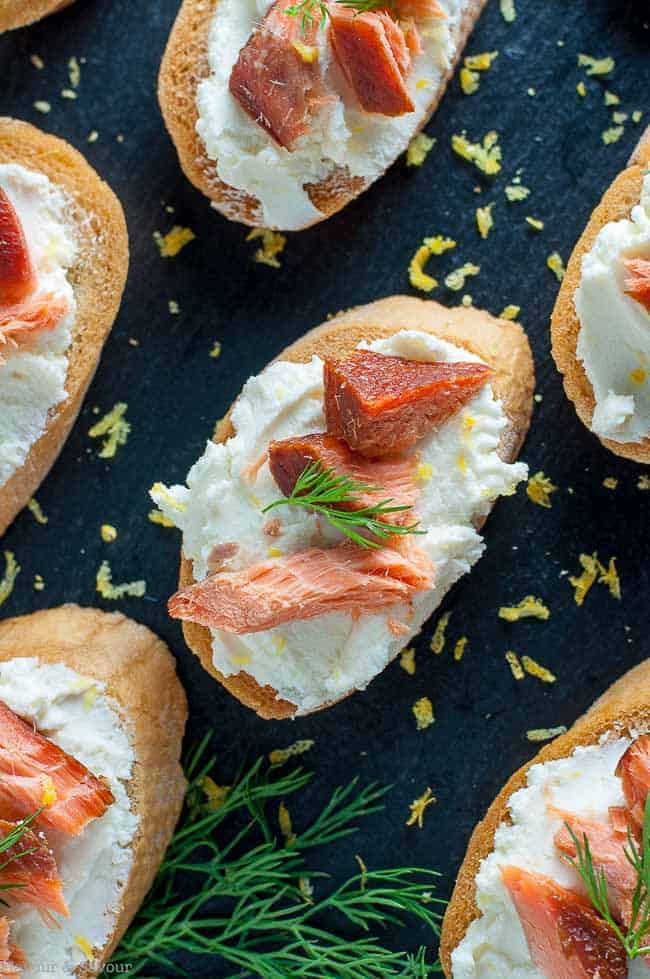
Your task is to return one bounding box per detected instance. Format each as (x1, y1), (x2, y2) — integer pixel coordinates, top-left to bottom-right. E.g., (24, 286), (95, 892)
(0, 657), (138, 979)
(153, 330), (527, 715)
(575, 171), (650, 444)
(452, 735), (650, 979)
(196, 0), (467, 230)
(0, 164), (77, 490)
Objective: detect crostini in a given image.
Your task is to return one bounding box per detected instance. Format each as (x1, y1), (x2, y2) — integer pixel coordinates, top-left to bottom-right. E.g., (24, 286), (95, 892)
(152, 295), (534, 719)
(158, 0), (488, 231)
(0, 605), (187, 978)
(0, 118), (128, 536)
(0, 0), (76, 34)
(551, 127), (650, 462)
(440, 658), (650, 978)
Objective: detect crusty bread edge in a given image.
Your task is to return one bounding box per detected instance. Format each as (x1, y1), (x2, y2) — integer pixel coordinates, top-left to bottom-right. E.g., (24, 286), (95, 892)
(0, 118), (129, 537)
(0, 0), (76, 33)
(439, 657), (650, 976)
(550, 126), (650, 463)
(158, 0), (488, 230)
(177, 294), (535, 720)
(0, 605), (188, 977)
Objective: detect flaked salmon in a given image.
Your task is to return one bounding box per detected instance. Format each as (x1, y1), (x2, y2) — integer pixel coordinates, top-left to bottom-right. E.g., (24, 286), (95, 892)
(324, 350), (493, 457)
(501, 865), (627, 979)
(623, 257), (650, 312)
(0, 188), (35, 308)
(0, 700), (114, 836)
(0, 819), (68, 920)
(0, 294), (69, 364)
(394, 0), (445, 18)
(229, 0), (331, 150)
(616, 734), (650, 831)
(329, 6), (415, 116)
(268, 432), (418, 523)
(169, 541), (433, 634)
(0, 918), (24, 978)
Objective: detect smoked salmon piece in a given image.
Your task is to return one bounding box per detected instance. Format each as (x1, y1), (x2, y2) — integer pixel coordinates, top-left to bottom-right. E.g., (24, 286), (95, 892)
(268, 432), (418, 524)
(0, 700), (114, 837)
(324, 350), (493, 457)
(623, 257), (650, 312)
(229, 0), (332, 150)
(616, 734), (650, 831)
(168, 541), (433, 634)
(0, 918), (24, 977)
(0, 819), (68, 919)
(0, 294), (69, 364)
(0, 188), (35, 308)
(394, 0), (445, 18)
(328, 6), (415, 117)
(501, 865), (627, 979)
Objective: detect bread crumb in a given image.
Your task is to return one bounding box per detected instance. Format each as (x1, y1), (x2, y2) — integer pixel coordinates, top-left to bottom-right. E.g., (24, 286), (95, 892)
(445, 263), (480, 292)
(547, 252), (566, 281)
(527, 726), (567, 742)
(406, 787), (436, 828)
(33, 574), (45, 592)
(247, 228), (287, 268)
(526, 216), (544, 231)
(413, 697), (434, 731)
(506, 650), (524, 680)
(453, 636), (468, 661)
(33, 101), (51, 114)
(451, 131), (502, 175)
(30, 54), (44, 70)
(154, 226), (196, 258)
(269, 739), (314, 765)
(604, 90), (620, 106)
(27, 498), (48, 525)
(168, 300), (180, 315)
(476, 203), (494, 239)
(96, 561), (145, 600)
(407, 133), (436, 167)
(148, 509), (175, 528)
(578, 54), (614, 77)
(527, 471), (557, 508)
(400, 647), (416, 675)
(210, 340), (222, 359)
(88, 403), (130, 459)
(522, 655), (556, 684)
(430, 611), (451, 654)
(499, 596), (550, 622)
(408, 235), (456, 292)
(499, 0), (516, 22)
(602, 125), (624, 145)
(100, 524), (117, 543)
(603, 477), (618, 490)
(500, 304), (521, 320)
(505, 185), (530, 203)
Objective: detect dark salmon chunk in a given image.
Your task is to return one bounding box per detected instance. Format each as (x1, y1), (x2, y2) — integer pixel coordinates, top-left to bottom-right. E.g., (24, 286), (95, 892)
(329, 6), (415, 116)
(0, 294), (69, 364)
(623, 257), (650, 311)
(0, 700), (114, 837)
(616, 734), (650, 831)
(324, 350), (493, 457)
(0, 918), (24, 977)
(268, 432), (418, 523)
(0, 188), (35, 308)
(0, 819), (68, 920)
(169, 541), (433, 634)
(229, 0), (331, 150)
(502, 865), (627, 979)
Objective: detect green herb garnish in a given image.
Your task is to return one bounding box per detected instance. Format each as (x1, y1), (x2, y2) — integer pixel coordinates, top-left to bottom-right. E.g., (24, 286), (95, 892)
(0, 811), (42, 900)
(262, 461), (423, 549)
(285, 0), (393, 35)
(566, 795), (650, 958)
(112, 737), (443, 977)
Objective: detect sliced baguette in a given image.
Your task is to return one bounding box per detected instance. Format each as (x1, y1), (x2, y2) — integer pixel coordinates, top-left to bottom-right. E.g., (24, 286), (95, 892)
(439, 658), (650, 977)
(551, 126), (650, 462)
(0, 0), (76, 33)
(178, 295), (535, 720)
(158, 0), (488, 230)
(0, 118), (129, 536)
(0, 605), (188, 978)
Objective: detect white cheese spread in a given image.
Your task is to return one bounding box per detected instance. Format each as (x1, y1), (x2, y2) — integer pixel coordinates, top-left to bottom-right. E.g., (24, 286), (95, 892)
(0, 164), (77, 490)
(575, 172), (650, 444)
(153, 329), (527, 715)
(196, 0), (469, 230)
(0, 657), (138, 978)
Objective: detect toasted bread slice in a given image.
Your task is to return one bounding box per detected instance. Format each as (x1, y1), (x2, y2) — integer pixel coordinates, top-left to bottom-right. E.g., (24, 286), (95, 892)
(439, 658), (650, 976)
(0, 118), (129, 536)
(0, 605), (188, 977)
(158, 0), (488, 230)
(177, 295), (534, 719)
(551, 127), (650, 462)
(0, 0), (75, 32)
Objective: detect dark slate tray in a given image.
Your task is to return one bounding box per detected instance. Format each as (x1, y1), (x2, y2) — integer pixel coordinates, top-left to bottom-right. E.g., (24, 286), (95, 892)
(1, 1), (649, 975)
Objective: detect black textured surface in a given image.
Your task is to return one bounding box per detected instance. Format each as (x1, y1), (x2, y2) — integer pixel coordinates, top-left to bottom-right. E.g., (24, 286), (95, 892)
(1, 0), (650, 974)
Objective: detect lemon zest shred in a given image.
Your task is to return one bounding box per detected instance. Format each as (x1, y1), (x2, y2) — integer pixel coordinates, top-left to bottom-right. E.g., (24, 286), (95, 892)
(599, 557), (621, 600)
(100, 523), (117, 543)
(476, 203), (494, 239)
(269, 739), (315, 766)
(505, 185), (530, 203)
(430, 611), (451, 655)
(291, 40), (318, 63)
(406, 133), (436, 167)
(247, 228), (287, 269)
(451, 131), (502, 175)
(577, 81), (586, 97)
(202, 776), (231, 811)
(630, 368), (646, 385)
(278, 802), (296, 845)
(505, 650), (524, 680)
(154, 226), (196, 258)
(415, 462), (433, 482)
(0, 552), (20, 608)
(413, 697), (435, 731)
(527, 726), (567, 742)
(465, 51), (498, 71)
(445, 263), (480, 292)
(527, 471), (558, 508)
(148, 508), (175, 528)
(400, 647), (416, 675)
(96, 561), (146, 600)
(408, 235), (456, 292)
(150, 483), (187, 512)
(526, 216), (544, 231)
(604, 90), (620, 106)
(453, 636), (468, 661)
(499, 0), (516, 22)
(547, 252), (566, 282)
(460, 67), (480, 95)
(74, 936), (94, 960)
(522, 655), (556, 684)
(27, 498), (48, 524)
(88, 403), (130, 459)
(41, 776), (57, 807)
(500, 304), (521, 320)
(638, 475), (650, 491)
(499, 596), (550, 622)
(578, 53), (615, 76)
(602, 125), (625, 145)
(406, 787), (437, 828)
(603, 477), (618, 490)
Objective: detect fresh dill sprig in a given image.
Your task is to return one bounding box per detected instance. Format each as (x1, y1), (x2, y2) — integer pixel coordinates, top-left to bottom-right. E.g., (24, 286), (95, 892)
(0, 811), (41, 901)
(566, 795), (650, 958)
(285, 0), (392, 35)
(111, 736), (443, 977)
(262, 461), (424, 549)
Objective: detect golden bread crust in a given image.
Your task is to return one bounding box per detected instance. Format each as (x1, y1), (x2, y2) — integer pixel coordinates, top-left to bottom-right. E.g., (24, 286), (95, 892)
(0, 0), (75, 32)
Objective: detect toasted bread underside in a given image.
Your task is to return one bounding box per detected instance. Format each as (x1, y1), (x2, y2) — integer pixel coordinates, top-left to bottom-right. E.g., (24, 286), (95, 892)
(551, 126), (650, 462)
(178, 295), (535, 720)
(0, 605), (188, 978)
(158, 0), (488, 230)
(0, 0), (76, 33)
(0, 118), (129, 537)
(439, 657), (650, 977)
